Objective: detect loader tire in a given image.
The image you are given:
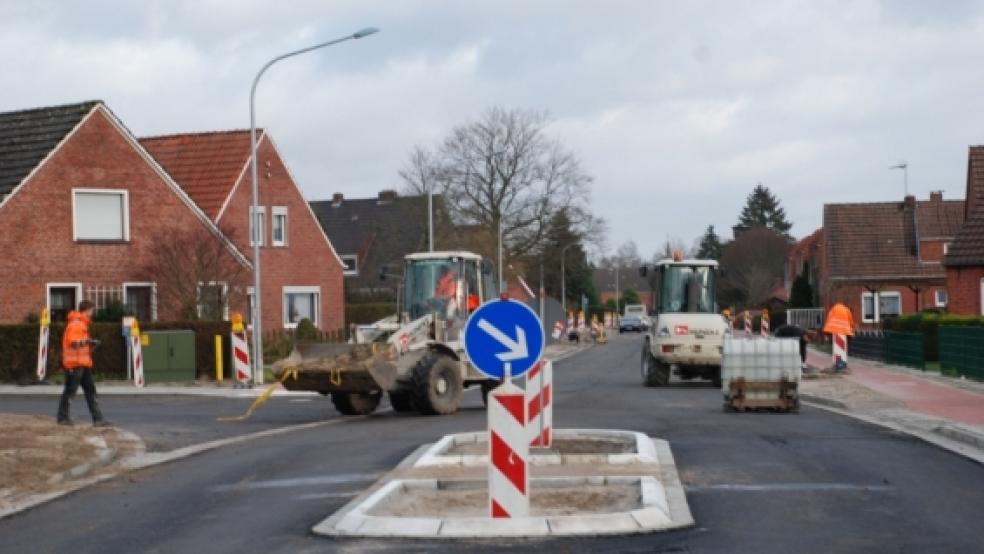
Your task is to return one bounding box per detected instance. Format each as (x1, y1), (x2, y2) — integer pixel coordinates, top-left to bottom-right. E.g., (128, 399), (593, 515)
(389, 391), (415, 413)
(331, 391), (381, 415)
(411, 353), (463, 415)
(642, 344), (670, 387)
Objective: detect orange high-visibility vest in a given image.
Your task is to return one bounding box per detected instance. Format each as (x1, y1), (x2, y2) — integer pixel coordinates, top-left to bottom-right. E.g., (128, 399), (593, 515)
(62, 311), (93, 370)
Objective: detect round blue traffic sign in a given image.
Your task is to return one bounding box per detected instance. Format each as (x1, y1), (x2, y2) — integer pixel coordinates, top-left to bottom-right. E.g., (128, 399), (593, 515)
(463, 298), (545, 380)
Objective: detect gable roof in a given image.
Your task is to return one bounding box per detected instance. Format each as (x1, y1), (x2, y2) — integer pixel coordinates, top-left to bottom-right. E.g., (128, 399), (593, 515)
(945, 147), (984, 267)
(139, 130), (257, 220)
(0, 101), (99, 203)
(824, 196), (964, 280)
(310, 193), (431, 284)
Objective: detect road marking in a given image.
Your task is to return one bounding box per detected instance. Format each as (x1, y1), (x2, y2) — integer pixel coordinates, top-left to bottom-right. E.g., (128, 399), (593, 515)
(685, 483), (894, 492)
(211, 473), (381, 492)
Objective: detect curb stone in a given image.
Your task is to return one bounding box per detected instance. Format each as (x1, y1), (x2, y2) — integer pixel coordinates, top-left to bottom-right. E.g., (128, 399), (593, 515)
(798, 393), (848, 411)
(48, 448), (117, 486)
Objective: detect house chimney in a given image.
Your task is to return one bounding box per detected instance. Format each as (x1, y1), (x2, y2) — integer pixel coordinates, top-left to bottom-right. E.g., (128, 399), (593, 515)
(332, 193), (343, 207)
(903, 194), (916, 209)
(929, 190), (943, 203)
(377, 190), (397, 203)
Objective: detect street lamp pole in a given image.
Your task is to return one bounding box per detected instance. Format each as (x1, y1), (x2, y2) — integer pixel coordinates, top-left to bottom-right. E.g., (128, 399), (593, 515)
(614, 265), (621, 314)
(248, 27), (379, 385)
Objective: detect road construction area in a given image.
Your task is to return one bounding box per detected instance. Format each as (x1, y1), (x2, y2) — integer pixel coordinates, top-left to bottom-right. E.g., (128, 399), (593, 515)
(2, 334), (984, 553)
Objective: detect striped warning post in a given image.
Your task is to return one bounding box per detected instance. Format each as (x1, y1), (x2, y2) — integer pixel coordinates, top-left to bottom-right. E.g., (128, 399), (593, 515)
(526, 360), (553, 448)
(761, 309), (770, 337)
(36, 312), (50, 381)
(744, 310), (752, 336)
(488, 381), (528, 518)
(833, 333), (848, 369)
(131, 334), (145, 388)
(232, 330), (251, 385)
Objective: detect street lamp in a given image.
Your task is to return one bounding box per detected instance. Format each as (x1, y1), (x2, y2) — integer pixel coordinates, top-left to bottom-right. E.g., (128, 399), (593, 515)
(248, 26), (379, 384)
(612, 265), (621, 314)
(560, 243), (577, 313)
(491, 149), (507, 293)
(889, 161), (908, 196)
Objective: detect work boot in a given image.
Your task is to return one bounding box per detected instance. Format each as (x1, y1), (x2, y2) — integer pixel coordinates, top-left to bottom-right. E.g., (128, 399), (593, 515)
(93, 420), (112, 428)
(57, 419), (74, 426)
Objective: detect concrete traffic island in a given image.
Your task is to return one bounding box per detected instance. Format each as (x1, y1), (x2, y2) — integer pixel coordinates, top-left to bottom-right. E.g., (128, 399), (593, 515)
(312, 429), (694, 538)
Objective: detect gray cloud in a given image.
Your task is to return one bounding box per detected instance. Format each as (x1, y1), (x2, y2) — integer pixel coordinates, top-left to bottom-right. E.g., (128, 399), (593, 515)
(2, 0), (983, 258)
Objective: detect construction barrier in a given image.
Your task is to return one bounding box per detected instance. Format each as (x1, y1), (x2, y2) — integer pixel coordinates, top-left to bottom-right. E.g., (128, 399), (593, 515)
(832, 333), (848, 369)
(36, 308), (50, 381)
(488, 381), (529, 518)
(744, 310), (752, 336)
(231, 313), (251, 385)
(761, 309), (770, 337)
(551, 320), (564, 341)
(130, 322), (145, 388)
(526, 360), (553, 448)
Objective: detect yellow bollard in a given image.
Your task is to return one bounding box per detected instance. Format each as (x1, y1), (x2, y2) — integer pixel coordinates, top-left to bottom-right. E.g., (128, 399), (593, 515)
(215, 335), (224, 382)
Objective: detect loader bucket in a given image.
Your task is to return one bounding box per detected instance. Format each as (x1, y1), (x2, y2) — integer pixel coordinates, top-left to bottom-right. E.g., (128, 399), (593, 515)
(272, 341), (400, 394)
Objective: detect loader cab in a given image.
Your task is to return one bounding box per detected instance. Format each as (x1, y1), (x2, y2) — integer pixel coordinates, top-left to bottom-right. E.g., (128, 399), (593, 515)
(403, 252), (494, 322)
(641, 258), (718, 315)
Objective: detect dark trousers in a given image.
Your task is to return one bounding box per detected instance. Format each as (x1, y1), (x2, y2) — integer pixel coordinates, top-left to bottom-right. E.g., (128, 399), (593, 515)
(57, 367), (104, 423)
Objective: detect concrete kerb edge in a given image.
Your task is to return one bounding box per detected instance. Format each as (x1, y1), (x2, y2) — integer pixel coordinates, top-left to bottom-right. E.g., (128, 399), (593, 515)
(801, 400), (984, 466)
(312, 432), (694, 539)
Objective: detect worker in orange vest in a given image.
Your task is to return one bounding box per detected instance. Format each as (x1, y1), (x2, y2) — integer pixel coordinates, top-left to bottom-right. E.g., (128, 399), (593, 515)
(56, 300), (109, 427)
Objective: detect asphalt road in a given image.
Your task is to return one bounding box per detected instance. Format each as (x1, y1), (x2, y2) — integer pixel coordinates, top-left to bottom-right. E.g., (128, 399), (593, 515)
(3, 334), (984, 553)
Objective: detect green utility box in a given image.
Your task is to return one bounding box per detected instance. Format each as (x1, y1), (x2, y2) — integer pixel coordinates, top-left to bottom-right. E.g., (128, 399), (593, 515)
(141, 330), (196, 382)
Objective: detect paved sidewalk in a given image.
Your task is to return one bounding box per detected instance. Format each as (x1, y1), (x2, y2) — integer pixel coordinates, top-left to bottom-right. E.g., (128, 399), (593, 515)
(802, 348), (984, 463)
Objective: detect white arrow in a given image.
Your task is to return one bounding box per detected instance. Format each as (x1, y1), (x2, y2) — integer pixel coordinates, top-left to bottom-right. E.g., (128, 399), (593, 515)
(477, 319), (529, 362)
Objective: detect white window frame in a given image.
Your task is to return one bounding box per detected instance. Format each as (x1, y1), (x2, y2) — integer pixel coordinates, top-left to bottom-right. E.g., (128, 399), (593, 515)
(271, 206), (288, 247)
(340, 254), (359, 276)
(980, 278), (984, 316)
(943, 242), (952, 255)
(282, 286), (320, 328)
(197, 281), (229, 321)
(72, 188), (130, 242)
(46, 282), (83, 311)
(250, 206), (266, 247)
(934, 289), (948, 308)
(861, 291), (903, 323)
(123, 282), (158, 322)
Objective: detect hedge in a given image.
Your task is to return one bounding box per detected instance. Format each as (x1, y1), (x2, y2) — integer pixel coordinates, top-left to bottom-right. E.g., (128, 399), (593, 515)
(883, 313), (984, 362)
(346, 302), (396, 326)
(1, 320), (231, 384)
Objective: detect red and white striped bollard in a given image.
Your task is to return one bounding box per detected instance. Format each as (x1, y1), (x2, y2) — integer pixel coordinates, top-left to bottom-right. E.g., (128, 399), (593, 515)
(526, 359), (553, 448)
(488, 378), (529, 518)
(36, 308), (50, 381)
(833, 333), (848, 369)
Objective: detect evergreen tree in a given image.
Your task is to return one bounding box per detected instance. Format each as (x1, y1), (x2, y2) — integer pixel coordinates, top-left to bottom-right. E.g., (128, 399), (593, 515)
(535, 209), (596, 309)
(736, 183), (793, 236)
(789, 273), (814, 308)
(695, 225), (723, 260)
(621, 288), (641, 308)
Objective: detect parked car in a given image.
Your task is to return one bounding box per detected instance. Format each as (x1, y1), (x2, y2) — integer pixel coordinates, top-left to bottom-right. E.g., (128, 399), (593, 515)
(619, 314), (645, 333)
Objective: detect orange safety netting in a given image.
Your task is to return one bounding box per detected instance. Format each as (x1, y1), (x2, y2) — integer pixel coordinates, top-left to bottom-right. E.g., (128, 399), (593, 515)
(823, 303), (855, 336)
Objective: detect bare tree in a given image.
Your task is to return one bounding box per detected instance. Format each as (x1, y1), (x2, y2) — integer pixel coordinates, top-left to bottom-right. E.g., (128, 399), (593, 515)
(718, 226), (790, 308)
(137, 224), (249, 320)
(400, 107), (595, 261)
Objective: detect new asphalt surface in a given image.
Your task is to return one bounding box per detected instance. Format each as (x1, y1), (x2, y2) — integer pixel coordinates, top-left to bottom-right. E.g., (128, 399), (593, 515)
(2, 333), (984, 553)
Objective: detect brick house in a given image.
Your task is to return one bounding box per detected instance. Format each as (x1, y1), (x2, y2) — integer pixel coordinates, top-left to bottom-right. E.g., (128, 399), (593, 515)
(943, 146), (984, 315)
(0, 101), (249, 323)
(140, 130), (345, 332)
(594, 267), (653, 310)
(309, 190), (432, 300)
(793, 192), (965, 328)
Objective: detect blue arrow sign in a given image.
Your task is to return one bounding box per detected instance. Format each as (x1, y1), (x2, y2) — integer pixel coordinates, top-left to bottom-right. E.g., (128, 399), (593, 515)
(463, 298), (545, 380)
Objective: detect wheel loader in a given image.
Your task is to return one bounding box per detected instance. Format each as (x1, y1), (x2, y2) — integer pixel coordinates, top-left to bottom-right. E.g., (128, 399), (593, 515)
(273, 251), (500, 416)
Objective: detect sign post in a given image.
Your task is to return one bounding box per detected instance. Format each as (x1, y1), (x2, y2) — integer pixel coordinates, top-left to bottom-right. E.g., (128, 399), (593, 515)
(463, 298), (545, 519)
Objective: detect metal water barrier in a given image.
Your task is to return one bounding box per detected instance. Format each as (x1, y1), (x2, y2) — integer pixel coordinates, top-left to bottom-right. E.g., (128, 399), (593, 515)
(939, 326), (984, 381)
(850, 331), (886, 362)
(884, 331), (925, 370)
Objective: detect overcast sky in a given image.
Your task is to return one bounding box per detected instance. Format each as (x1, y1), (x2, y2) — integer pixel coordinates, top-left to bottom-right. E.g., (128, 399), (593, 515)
(3, 0), (984, 258)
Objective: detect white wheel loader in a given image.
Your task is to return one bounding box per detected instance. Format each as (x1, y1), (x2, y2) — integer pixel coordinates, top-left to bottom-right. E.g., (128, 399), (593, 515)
(273, 251), (500, 416)
(639, 254), (729, 387)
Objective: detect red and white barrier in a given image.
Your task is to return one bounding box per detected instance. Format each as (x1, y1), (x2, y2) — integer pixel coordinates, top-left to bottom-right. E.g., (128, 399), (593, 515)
(833, 333), (848, 368)
(551, 320), (565, 341)
(526, 360), (553, 448)
(744, 310), (752, 336)
(36, 315), (49, 381)
(761, 312), (770, 337)
(131, 334), (145, 388)
(232, 329), (251, 384)
(488, 381), (529, 518)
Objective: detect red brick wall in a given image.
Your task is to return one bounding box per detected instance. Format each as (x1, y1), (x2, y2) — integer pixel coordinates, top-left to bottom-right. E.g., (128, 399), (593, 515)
(217, 135), (344, 332)
(920, 240), (948, 263)
(946, 266), (984, 316)
(0, 108), (244, 323)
